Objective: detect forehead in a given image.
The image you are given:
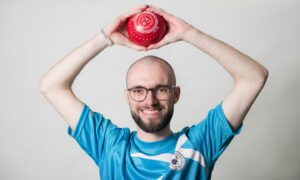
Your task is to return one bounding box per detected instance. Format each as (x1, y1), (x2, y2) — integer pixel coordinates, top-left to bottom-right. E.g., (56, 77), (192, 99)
(127, 60), (172, 88)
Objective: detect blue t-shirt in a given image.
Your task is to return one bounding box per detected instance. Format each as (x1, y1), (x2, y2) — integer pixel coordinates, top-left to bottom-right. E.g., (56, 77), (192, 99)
(68, 103), (241, 179)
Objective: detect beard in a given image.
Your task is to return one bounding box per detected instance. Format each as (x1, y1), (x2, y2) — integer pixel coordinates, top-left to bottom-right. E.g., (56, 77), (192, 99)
(131, 104), (174, 133)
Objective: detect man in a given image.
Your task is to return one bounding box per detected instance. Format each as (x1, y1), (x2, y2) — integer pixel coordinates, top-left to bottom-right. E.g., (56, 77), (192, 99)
(40, 5), (268, 180)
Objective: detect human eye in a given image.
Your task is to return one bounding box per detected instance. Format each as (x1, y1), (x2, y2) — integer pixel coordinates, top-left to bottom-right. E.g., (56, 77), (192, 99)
(157, 87), (168, 93)
(131, 88), (145, 95)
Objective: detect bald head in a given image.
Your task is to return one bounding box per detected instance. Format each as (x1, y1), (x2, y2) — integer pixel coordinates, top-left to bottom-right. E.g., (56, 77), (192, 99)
(126, 55), (176, 88)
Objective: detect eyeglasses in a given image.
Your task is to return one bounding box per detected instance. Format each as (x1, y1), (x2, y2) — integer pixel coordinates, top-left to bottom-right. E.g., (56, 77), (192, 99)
(127, 85), (177, 102)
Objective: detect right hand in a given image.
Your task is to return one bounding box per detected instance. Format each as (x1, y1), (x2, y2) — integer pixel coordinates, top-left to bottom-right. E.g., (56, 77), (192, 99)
(103, 5), (148, 51)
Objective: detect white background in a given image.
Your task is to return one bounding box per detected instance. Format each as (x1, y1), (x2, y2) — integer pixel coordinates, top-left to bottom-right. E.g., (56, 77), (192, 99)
(1, 0), (299, 179)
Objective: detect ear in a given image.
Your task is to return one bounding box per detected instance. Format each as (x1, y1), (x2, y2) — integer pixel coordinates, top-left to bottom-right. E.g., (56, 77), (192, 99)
(173, 86), (181, 104)
(124, 89), (130, 103)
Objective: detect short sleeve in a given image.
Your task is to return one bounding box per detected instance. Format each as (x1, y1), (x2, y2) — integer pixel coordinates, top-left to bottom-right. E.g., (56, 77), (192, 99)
(68, 104), (128, 165)
(187, 102), (242, 169)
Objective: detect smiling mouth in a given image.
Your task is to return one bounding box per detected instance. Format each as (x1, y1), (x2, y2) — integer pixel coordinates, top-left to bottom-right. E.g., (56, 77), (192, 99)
(142, 109), (160, 114)
(140, 108), (163, 115)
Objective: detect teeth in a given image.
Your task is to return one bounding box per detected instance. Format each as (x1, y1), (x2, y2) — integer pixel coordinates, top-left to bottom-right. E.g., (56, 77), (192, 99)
(143, 109), (159, 113)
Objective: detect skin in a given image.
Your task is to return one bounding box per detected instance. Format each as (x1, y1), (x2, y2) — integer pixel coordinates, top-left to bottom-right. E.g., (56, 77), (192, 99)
(125, 56), (180, 141)
(40, 5), (268, 144)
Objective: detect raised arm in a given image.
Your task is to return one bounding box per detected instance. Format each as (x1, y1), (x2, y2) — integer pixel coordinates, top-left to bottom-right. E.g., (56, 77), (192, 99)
(147, 6), (268, 130)
(39, 5), (147, 130)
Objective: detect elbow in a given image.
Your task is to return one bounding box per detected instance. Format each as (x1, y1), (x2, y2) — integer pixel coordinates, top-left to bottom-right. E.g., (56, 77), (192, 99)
(251, 66), (269, 90)
(258, 66), (269, 85)
(39, 75), (71, 96)
(39, 75), (55, 95)
(39, 76), (49, 94)
(236, 66), (269, 89)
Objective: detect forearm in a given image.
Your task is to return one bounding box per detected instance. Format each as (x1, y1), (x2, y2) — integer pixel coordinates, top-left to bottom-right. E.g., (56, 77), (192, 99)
(183, 27), (268, 128)
(146, 5), (268, 129)
(40, 32), (109, 93)
(184, 28), (268, 84)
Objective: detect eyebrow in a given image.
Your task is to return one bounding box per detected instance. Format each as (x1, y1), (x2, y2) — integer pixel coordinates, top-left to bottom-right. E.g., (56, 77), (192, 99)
(128, 84), (172, 89)
(128, 85), (145, 89)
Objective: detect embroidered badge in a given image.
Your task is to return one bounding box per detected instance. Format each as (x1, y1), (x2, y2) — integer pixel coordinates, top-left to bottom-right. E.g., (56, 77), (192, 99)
(169, 151), (185, 170)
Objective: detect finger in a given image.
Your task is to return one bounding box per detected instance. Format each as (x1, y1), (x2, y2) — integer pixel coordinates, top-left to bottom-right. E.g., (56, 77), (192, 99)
(146, 6), (173, 21)
(122, 37), (147, 51)
(147, 38), (169, 50)
(146, 5), (165, 14)
(128, 43), (147, 51)
(146, 43), (158, 50)
(119, 5), (148, 22)
(146, 45), (158, 50)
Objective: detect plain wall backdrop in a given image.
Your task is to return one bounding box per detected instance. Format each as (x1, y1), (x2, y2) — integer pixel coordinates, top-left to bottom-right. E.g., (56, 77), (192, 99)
(1, 0), (299, 179)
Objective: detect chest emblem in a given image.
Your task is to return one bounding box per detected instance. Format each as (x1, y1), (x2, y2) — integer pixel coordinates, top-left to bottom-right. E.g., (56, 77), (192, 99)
(169, 151), (185, 170)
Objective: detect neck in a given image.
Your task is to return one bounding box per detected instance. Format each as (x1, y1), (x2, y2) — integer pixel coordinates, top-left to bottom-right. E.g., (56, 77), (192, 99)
(136, 125), (172, 142)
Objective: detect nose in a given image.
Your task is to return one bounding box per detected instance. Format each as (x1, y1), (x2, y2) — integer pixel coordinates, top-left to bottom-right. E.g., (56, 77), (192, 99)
(144, 90), (159, 105)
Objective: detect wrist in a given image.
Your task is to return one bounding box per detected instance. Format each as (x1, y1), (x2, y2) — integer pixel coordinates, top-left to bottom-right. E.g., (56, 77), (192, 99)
(182, 27), (205, 43)
(100, 29), (113, 46)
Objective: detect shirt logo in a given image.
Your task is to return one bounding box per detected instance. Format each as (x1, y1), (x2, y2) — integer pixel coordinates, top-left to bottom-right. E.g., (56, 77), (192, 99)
(169, 151), (185, 170)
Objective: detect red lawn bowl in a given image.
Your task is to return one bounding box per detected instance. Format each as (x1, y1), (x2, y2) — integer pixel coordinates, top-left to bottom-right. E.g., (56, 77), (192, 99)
(127, 11), (167, 47)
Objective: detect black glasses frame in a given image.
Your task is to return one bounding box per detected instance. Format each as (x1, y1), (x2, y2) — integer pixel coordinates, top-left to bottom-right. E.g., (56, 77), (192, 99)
(127, 85), (177, 102)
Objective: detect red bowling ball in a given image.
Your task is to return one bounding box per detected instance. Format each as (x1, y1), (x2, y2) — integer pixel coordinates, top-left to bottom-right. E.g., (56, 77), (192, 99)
(127, 11), (168, 47)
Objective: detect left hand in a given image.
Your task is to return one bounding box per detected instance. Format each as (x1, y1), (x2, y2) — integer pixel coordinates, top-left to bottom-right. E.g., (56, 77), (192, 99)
(146, 5), (194, 50)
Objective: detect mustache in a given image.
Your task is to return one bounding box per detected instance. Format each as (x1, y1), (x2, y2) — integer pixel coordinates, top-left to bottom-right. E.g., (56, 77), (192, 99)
(138, 104), (162, 110)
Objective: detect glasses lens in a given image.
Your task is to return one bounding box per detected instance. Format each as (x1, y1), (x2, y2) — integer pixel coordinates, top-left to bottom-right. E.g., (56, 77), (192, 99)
(130, 87), (146, 101)
(129, 86), (175, 102)
(155, 87), (170, 100)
